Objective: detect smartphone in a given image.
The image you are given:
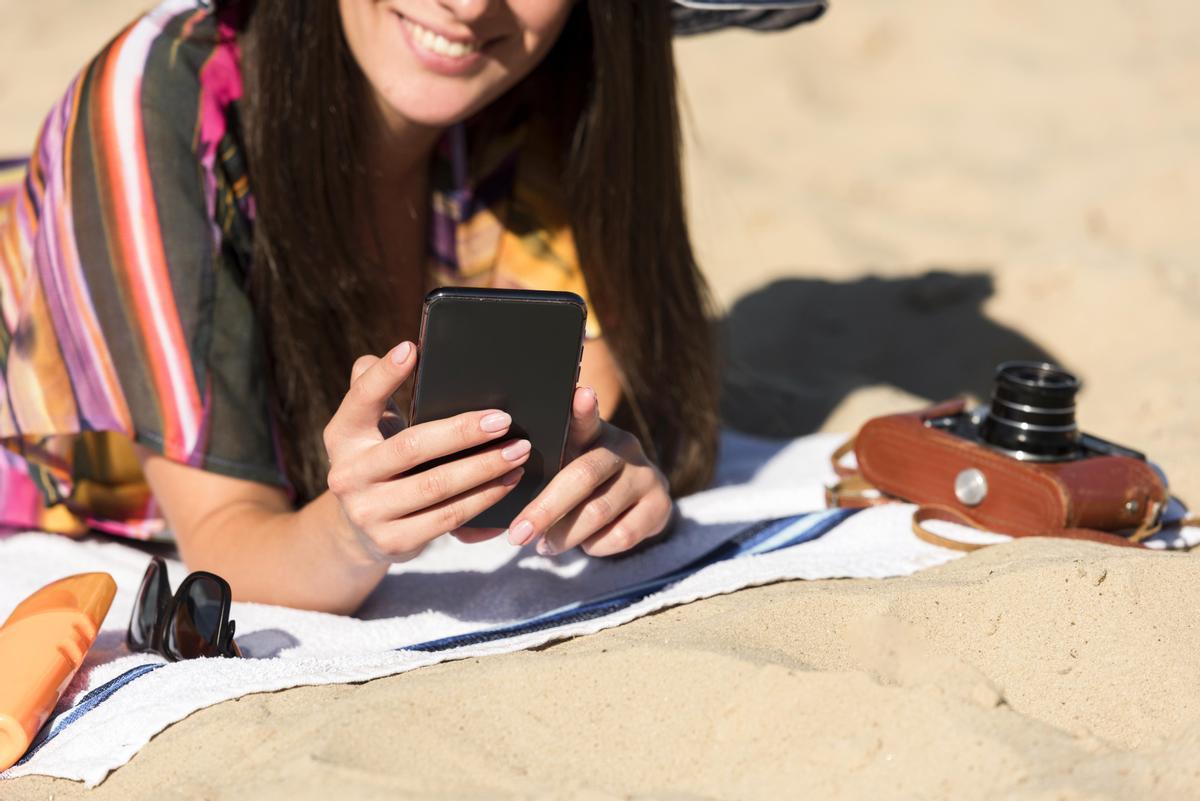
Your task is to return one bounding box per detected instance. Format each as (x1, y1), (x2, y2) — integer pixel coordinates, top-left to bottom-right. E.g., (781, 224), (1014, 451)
(408, 287), (588, 529)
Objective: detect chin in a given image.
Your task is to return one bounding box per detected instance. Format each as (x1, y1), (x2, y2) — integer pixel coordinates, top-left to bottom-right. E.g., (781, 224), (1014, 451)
(389, 99), (487, 128)
(381, 82), (502, 128)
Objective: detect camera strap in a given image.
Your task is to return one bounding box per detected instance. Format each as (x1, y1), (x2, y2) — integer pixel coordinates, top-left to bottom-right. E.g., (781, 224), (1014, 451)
(823, 437), (891, 508)
(908, 504), (1154, 552)
(825, 435), (896, 508)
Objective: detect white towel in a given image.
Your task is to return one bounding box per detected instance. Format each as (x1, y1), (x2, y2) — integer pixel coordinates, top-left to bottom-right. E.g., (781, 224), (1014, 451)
(1, 431), (1193, 787)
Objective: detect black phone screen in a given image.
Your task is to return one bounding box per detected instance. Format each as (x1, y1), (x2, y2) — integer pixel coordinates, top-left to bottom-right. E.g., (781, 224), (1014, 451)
(408, 287), (587, 529)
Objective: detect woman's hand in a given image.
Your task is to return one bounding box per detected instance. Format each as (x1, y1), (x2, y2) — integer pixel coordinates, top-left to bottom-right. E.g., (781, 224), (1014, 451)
(324, 341), (531, 563)
(506, 387), (674, 557)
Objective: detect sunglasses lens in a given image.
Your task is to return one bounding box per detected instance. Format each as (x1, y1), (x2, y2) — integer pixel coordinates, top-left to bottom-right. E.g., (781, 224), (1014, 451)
(165, 575), (226, 660)
(128, 559), (168, 651)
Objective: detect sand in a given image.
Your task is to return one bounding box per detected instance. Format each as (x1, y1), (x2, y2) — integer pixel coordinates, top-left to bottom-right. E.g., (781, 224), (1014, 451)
(4, 1), (1199, 799)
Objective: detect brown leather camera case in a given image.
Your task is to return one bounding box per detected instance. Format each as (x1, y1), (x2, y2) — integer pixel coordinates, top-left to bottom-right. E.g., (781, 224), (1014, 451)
(847, 400), (1167, 544)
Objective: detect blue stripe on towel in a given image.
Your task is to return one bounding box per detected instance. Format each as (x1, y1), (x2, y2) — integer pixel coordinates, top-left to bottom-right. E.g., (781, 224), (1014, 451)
(13, 663), (165, 767)
(404, 508), (857, 653)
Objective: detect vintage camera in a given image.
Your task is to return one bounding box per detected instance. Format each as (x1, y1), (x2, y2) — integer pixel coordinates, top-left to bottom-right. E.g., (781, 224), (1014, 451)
(924, 361), (1146, 464)
(836, 361), (1168, 541)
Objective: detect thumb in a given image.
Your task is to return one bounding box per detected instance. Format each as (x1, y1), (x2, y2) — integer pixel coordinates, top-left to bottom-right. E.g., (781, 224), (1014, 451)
(565, 386), (601, 459)
(333, 342), (417, 436)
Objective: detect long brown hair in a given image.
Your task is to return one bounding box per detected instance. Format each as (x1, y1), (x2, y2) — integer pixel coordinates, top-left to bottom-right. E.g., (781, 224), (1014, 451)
(239, 1), (718, 503)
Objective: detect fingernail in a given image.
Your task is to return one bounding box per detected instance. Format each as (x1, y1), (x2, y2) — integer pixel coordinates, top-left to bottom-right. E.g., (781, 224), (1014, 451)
(537, 538), (557, 556)
(501, 439), (531, 461)
(501, 468), (524, 486)
(509, 519), (534, 546)
(480, 411), (512, 433)
(390, 342), (412, 364)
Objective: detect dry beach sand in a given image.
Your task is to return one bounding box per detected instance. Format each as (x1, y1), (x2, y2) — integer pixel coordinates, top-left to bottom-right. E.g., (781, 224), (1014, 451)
(3, 0), (1200, 798)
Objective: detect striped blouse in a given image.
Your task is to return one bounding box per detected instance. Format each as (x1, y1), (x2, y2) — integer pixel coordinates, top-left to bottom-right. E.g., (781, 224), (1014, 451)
(0, 0), (597, 541)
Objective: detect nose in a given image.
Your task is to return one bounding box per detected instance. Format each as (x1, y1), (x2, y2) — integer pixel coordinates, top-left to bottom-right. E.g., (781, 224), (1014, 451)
(434, 0), (493, 24)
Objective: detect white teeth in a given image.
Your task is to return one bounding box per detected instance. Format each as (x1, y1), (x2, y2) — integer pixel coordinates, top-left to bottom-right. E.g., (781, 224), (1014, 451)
(406, 20), (479, 59)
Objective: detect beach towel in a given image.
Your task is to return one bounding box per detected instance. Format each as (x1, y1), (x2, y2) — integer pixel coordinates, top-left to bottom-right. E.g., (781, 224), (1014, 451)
(1, 430), (1194, 787)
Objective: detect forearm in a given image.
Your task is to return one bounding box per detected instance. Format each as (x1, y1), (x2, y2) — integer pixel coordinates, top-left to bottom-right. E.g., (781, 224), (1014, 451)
(177, 490), (389, 615)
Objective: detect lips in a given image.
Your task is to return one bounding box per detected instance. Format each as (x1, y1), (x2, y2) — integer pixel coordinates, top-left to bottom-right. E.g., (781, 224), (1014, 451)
(396, 13), (484, 62)
(402, 17), (481, 58)
(391, 10), (494, 77)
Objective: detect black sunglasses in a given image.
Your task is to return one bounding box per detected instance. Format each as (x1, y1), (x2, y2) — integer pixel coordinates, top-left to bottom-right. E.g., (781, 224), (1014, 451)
(126, 557), (242, 661)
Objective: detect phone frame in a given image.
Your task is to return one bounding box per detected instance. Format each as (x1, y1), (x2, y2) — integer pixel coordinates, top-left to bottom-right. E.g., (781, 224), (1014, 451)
(408, 287), (588, 528)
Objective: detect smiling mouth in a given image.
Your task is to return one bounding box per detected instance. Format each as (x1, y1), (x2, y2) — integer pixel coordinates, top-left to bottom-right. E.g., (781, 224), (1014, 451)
(400, 17), (482, 59)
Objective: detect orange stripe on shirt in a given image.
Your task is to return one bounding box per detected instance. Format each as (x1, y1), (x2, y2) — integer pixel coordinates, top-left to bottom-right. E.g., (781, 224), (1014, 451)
(59, 74), (134, 432)
(92, 24), (202, 459)
(0, 202), (24, 330)
(12, 189), (38, 288)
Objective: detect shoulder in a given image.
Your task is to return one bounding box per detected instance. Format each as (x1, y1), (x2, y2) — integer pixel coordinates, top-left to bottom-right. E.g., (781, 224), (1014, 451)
(75, 1), (240, 154)
(57, 0), (249, 269)
(90, 1), (230, 86)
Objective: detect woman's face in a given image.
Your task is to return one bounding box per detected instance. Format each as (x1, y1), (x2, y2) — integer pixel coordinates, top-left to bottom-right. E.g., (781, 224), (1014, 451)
(339, 0), (575, 130)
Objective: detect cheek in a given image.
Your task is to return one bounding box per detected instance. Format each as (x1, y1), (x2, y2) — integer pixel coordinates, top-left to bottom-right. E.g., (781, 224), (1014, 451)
(338, 0), (370, 58)
(506, 0), (575, 68)
(338, 0), (388, 87)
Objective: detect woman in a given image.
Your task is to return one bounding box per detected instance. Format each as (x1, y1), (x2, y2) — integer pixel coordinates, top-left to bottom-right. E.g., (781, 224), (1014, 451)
(0, 0), (823, 613)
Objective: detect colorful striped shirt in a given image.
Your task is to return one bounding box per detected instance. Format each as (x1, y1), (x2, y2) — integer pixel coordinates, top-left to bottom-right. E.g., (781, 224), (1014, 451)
(0, 0), (596, 541)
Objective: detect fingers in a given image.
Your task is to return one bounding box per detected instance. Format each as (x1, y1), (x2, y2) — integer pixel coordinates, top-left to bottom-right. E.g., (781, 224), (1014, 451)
(351, 355), (379, 383)
(563, 387), (601, 461)
(347, 409), (520, 483)
(372, 468), (526, 559)
(536, 470), (640, 556)
(327, 342), (417, 443)
(504, 419), (671, 557)
(340, 438), (532, 523)
(580, 495), (674, 558)
(505, 442), (625, 548)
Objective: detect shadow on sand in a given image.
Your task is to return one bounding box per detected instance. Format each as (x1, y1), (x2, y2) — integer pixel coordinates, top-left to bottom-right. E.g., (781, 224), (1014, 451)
(718, 269), (1060, 437)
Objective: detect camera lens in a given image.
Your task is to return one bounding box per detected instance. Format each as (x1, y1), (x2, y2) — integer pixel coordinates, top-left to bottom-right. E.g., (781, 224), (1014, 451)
(981, 361), (1081, 459)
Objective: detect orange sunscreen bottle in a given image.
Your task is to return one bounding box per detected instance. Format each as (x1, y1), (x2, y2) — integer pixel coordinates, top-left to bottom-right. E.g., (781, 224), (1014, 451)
(0, 572), (116, 771)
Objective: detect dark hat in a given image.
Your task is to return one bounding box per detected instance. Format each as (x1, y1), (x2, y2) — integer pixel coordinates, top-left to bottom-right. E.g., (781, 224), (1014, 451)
(672, 0), (828, 36)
